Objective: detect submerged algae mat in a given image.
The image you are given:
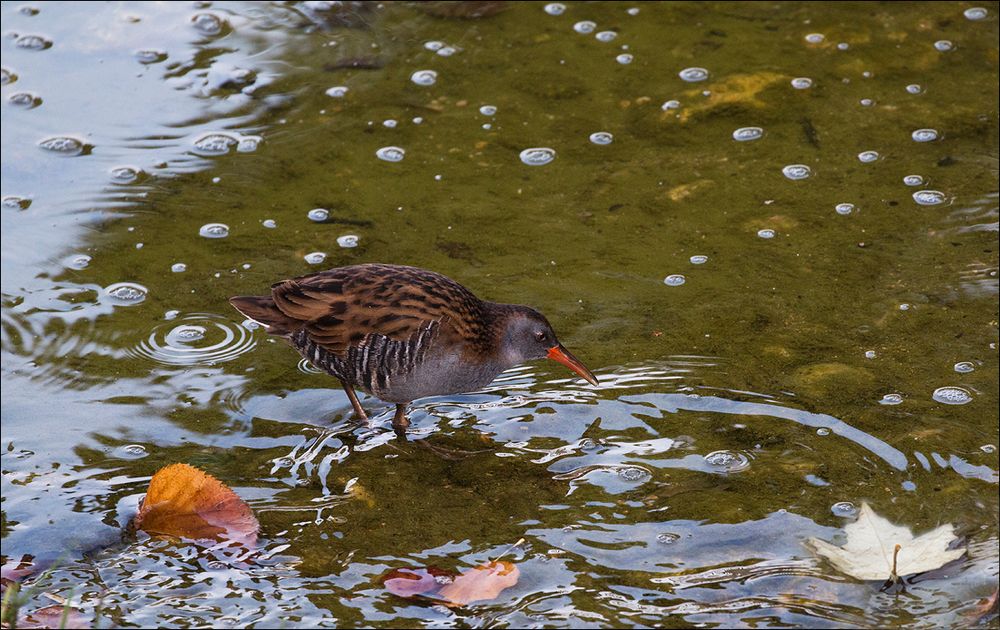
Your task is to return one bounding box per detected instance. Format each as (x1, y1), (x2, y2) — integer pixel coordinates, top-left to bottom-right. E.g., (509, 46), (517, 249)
(1, 1), (997, 627)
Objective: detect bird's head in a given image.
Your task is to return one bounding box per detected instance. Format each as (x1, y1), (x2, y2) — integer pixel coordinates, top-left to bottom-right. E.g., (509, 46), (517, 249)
(494, 305), (598, 386)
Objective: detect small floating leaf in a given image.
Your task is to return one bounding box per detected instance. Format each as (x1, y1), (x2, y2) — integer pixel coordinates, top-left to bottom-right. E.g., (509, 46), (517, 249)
(382, 567), (454, 598)
(133, 463), (258, 546)
(437, 560), (519, 606)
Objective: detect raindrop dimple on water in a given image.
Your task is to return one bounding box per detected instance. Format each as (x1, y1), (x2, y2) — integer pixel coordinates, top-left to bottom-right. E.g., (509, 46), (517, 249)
(836, 203), (855, 215)
(410, 70), (437, 86)
(337, 234), (359, 248)
(199, 223), (229, 238)
(678, 67), (709, 82)
(617, 467), (651, 482)
(954, 362), (975, 374)
(964, 7), (988, 20)
(544, 3), (565, 15)
(857, 151), (879, 163)
(732, 127), (763, 141)
(790, 77), (813, 89)
(903, 174), (925, 186)
(519, 147), (556, 166)
(911, 128), (938, 142)
(191, 12), (224, 35)
(66, 254), (91, 270)
(663, 274), (686, 286)
(913, 190), (947, 206)
(782, 164), (812, 180)
(589, 131), (613, 145)
(703, 450), (750, 472)
(114, 444), (148, 460)
(110, 166), (142, 183)
(376, 146), (405, 162)
(932, 386), (972, 405)
(573, 20), (596, 34)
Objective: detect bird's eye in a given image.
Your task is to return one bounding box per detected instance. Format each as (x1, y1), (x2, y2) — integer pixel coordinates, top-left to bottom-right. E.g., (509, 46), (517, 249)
(534, 331), (546, 342)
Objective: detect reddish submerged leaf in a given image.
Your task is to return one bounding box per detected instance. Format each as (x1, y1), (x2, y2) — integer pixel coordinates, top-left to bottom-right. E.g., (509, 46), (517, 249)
(132, 463), (258, 546)
(382, 567), (455, 598)
(437, 561), (519, 607)
(20, 604), (90, 629)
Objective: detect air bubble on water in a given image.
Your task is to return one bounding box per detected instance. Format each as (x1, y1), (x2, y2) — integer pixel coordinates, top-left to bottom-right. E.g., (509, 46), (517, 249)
(199, 223), (229, 238)
(544, 3), (565, 16)
(192, 132), (239, 156)
(782, 164), (812, 180)
(964, 7), (988, 20)
(835, 203), (855, 215)
(376, 146), (405, 162)
(790, 77), (813, 89)
(903, 174), (924, 186)
(3, 196), (32, 210)
(732, 127), (763, 141)
(436, 46), (458, 57)
(307, 208), (329, 222)
(304, 252), (327, 264)
(837, 42), (849, 50)
(171, 263), (187, 273)
(479, 105), (497, 116)
(573, 20), (596, 34)
(596, 31), (617, 42)
(262, 219), (276, 228)
(661, 100), (681, 111)
(135, 49), (167, 64)
(617, 466), (651, 483)
(519, 147), (556, 166)
(865, 350), (877, 359)
(859, 98), (874, 107)
(15, 34), (52, 50)
(191, 12), (224, 36)
(932, 386), (972, 405)
(880, 393), (903, 405)
(38, 136), (89, 156)
(627, 7), (640, 15)
(383, 119), (397, 128)
(337, 234), (359, 248)
(8, 91), (42, 108)
(114, 444), (148, 459)
(857, 150), (879, 163)
(831, 502), (857, 518)
(589, 131), (613, 145)
(424, 41), (445, 51)
(704, 450), (750, 472)
(325, 86), (349, 98)
(410, 70), (437, 86)
(689, 255), (708, 264)
(656, 532), (680, 544)
(757, 229), (776, 239)
(981, 444), (997, 454)
(66, 254), (91, 270)
(678, 67), (709, 82)
(911, 128), (938, 142)
(934, 40), (954, 52)
(954, 362), (975, 373)
(816, 427), (830, 436)
(906, 84), (923, 94)
(804, 33), (825, 44)
(237, 136), (261, 153)
(110, 166), (143, 183)
(616, 53), (633, 65)
(912, 190), (947, 206)
(663, 274), (686, 286)
(104, 282), (148, 306)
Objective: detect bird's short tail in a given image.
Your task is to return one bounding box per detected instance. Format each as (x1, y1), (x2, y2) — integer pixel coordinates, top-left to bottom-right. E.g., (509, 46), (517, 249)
(229, 296), (299, 335)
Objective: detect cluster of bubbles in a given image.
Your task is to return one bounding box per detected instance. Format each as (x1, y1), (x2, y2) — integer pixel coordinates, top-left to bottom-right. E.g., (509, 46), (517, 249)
(191, 12), (225, 36)
(128, 313), (256, 366)
(15, 34), (52, 50)
(191, 132), (261, 156)
(38, 136), (90, 156)
(912, 190), (947, 206)
(703, 450), (751, 473)
(423, 40), (459, 57)
(831, 502), (858, 518)
(932, 386), (973, 405)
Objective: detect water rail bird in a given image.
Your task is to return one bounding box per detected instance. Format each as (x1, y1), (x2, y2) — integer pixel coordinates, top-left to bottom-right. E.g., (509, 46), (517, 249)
(230, 263), (598, 435)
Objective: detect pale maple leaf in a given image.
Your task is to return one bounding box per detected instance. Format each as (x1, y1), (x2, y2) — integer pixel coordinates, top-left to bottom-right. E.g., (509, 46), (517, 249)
(806, 502), (965, 581)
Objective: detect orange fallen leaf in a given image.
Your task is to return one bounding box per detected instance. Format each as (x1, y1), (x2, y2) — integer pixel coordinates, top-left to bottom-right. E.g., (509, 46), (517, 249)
(381, 567), (455, 599)
(132, 463), (258, 547)
(437, 561), (519, 606)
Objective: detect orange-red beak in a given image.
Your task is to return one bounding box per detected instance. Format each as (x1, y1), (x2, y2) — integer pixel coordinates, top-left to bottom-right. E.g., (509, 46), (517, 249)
(547, 344), (599, 386)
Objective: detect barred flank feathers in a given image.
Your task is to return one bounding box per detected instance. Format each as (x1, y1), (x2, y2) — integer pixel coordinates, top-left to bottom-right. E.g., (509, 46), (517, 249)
(229, 296), (299, 335)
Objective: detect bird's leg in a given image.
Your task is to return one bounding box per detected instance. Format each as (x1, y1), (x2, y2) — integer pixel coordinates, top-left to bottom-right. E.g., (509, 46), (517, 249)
(391, 403), (410, 438)
(341, 382), (368, 421)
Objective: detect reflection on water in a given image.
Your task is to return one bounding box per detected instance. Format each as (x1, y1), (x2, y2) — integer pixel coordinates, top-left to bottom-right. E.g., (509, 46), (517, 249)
(1, 1), (997, 627)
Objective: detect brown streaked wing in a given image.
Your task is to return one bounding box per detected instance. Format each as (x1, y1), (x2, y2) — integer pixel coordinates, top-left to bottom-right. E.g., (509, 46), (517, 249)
(269, 264), (485, 356)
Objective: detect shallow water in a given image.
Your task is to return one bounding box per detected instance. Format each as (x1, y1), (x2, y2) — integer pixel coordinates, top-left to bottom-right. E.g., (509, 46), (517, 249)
(1, 1), (998, 627)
